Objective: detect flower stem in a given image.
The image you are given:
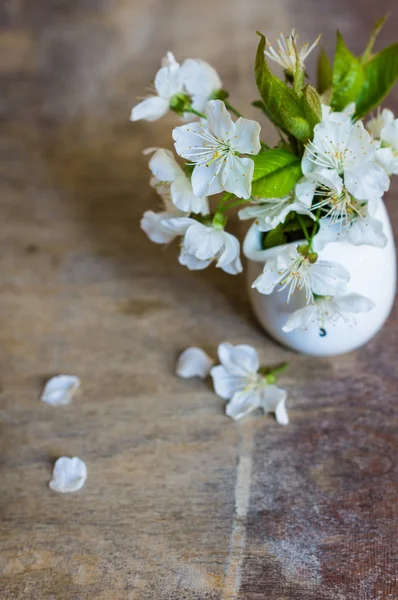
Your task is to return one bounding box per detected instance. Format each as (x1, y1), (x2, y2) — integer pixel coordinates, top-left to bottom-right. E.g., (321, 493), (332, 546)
(185, 107), (207, 119)
(259, 362), (289, 383)
(297, 214), (311, 246)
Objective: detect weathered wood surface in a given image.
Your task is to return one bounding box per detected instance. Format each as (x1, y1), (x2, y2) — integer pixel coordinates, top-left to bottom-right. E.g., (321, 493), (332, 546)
(0, 1), (397, 598)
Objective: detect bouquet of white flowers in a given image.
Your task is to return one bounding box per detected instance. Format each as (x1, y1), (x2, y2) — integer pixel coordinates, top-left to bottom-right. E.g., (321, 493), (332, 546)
(132, 20), (398, 355)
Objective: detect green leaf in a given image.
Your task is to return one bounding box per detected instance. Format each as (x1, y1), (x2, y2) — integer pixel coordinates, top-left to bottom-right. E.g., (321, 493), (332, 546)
(361, 15), (388, 63)
(279, 109), (312, 142)
(317, 48), (332, 94)
(301, 84), (322, 129)
(355, 43), (398, 117)
(255, 33), (310, 140)
(331, 32), (364, 111)
(251, 148), (302, 198)
(263, 224), (287, 249)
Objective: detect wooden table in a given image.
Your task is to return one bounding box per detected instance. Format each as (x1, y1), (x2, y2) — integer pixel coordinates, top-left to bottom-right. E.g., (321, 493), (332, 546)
(0, 1), (397, 598)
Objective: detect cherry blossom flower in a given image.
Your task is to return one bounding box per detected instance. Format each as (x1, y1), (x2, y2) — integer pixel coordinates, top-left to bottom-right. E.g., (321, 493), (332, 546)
(161, 217), (243, 274)
(173, 100), (261, 198)
(131, 52), (183, 122)
(367, 109), (398, 176)
(176, 347), (214, 379)
(238, 179), (315, 231)
(49, 457), (87, 493)
(252, 245), (350, 304)
(264, 30), (320, 72)
(282, 293), (375, 332)
(210, 343), (288, 424)
(313, 209), (387, 250)
(302, 118), (390, 204)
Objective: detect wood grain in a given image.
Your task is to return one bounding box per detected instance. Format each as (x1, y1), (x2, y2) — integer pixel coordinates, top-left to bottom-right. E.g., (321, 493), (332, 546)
(0, 1), (397, 598)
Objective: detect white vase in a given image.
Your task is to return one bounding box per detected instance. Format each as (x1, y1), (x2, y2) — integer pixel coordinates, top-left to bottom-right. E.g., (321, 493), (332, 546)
(243, 200), (396, 357)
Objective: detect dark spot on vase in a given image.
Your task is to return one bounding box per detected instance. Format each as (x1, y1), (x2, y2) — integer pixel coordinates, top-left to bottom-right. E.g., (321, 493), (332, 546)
(319, 328), (327, 337)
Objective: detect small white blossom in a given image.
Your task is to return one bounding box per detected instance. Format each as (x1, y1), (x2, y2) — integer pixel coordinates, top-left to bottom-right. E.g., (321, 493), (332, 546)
(210, 343), (288, 424)
(238, 179), (315, 231)
(161, 217), (243, 274)
(303, 118), (390, 204)
(313, 209), (387, 250)
(131, 52), (183, 122)
(148, 148), (209, 214)
(367, 109), (398, 176)
(282, 293), (375, 332)
(180, 59), (222, 114)
(252, 245), (350, 304)
(264, 29), (320, 72)
(173, 100), (261, 198)
(49, 457), (87, 493)
(41, 375), (80, 406)
(176, 347), (214, 379)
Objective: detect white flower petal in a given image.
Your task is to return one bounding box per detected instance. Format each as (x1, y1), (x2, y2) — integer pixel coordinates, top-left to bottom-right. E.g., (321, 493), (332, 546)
(49, 457), (87, 493)
(381, 118), (398, 150)
(173, 122), (209, 161)
(344, 163), (389, 202)
(130, 97), (170, 122)
(160, 216), (195, 236)
(226, 389), (261, 420)
(216, 231), (241, 270)
(179, 247), (212, 270)
(148, 149), (183, 182)
(347, 216), (387, 248)
(154, 62), (182, 98)
(161, 51), (178, 67)
(210, 365), (243, 400)
(141, 211), (178, 244)
(205, 100), (235, 142)
(191, 161), (224, 197)
(260, 385), (288, 425)
(171, 178), (209, 214)
(375, 147), (398, 176)
(222, 154), (254, 199)
(184, 222), (224, 260)
(294, 178), (316, 207)
(282, 304), (318, 332)
(367, 108), (395, 139)
(233, 117), (261, 155)
(309, 260), (350, 297)
(218, 342), (260, 376)
(176, 347), (214, 379)
(41, 375), (80, 406)
(312, 219), (340, 251)
(180, 59), (222, 100)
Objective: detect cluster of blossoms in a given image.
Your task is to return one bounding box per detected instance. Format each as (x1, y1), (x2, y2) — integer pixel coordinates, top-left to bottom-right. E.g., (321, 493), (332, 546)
(132, 25), (398, 334)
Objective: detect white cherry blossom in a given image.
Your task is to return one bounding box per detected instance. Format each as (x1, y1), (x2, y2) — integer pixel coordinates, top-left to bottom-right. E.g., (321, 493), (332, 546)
(313, 210), (387, 250)
(161, 217), (243, 274)
(49, 457), (87, 493)
(303, 118), (390, 204)
(210, 343), (288, 424)
(252, 245), (350, 304)
(131, 52), (183, 122)
(282, 293), (375, 332)
(367, 109), (398, 176)
(180, 59), (222, 114)
(173, 100), (261, 198)
(176, 347), (214, 379)
(238, 179), (315, 231)
(41, 375), (80, 406)
(148, 148), (209, 214)
(264, 29), (320, 72)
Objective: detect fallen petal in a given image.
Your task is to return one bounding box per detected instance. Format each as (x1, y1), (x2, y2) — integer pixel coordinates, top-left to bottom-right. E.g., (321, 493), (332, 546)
(49, 457), (87, 493)
(176, 347), (214, 379)
(41, 375), (81, 406)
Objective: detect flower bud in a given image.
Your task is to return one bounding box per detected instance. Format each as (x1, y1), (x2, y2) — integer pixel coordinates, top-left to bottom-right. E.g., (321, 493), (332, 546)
(212, 211), (227, 230)
(308, 251), (318, 264)
(169, 93), (191, 115)
(297, 243), (310, 256)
